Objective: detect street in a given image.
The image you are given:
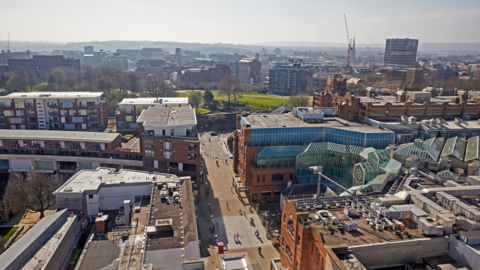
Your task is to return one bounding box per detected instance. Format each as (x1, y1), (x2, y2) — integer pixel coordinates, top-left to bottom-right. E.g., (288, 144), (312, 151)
(197, 131), (280, 270)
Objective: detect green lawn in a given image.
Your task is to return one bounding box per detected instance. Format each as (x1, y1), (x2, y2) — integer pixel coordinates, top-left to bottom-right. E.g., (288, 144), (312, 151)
(195, 108), (210, 114)
(178, 91), (292, 108)
(0, 227), (18, 244)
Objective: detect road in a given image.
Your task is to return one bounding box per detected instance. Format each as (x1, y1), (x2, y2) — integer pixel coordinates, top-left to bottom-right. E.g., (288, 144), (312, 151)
(200, 132), (231, 160)
(197, 133), (280, 270)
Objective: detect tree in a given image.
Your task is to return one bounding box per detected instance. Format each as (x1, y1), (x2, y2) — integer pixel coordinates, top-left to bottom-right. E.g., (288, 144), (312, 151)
(204, 90), (214, 104)
(189, 91), (203, 110)
(25, 70), (38, 92)
(51, 68), (67, 85)
(232, 84), (244, 102)
(144, 75), (160, 96)
(287, 94), (310, 108)
(3, 173), (62, 219)
(219, 76), (240, 105)
(6, 74), (28, 93)
(128, 74), (141, 96)
(96, 76), (116, 93)
(76, 83), (98, 92)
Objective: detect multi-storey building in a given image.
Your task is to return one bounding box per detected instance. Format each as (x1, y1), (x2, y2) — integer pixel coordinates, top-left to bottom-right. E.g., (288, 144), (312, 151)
(137, 106), (201, 188)
(0, 92), (108, 131)
(0, 50), (31, 65)
(116, 97), (189, 131)
(8, 55), (81, 71)
(179, 65), (231, 86)
(236, 58), (261, 85)
(0, 130), (143, 179)
(269, 61), (312, 94)
(233, 111), (395, 202)
(103, 53), (128, 71)
(384, 38), (419, 66)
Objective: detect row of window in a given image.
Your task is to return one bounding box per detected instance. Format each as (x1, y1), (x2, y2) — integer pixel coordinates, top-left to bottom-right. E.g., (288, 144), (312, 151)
(145, 150), (197, 161)
(256, 173), (292, 182)
(145, 160), (197, 172)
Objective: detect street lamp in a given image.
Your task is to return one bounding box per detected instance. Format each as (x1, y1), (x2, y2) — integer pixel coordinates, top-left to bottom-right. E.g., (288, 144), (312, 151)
(168, 167), (172, 174)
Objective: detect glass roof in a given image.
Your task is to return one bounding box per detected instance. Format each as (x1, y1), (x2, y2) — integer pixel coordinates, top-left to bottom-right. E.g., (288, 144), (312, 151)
(441, 136), (466, 160)
(256, 145), (302, 157)
(465, 136), (479, 162)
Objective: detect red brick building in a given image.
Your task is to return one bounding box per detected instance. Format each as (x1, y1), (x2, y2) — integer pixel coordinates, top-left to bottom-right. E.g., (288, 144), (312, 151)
(179, 64), (231, 85)
(8, 55), (80, 71)
(236, 58), (261, 85)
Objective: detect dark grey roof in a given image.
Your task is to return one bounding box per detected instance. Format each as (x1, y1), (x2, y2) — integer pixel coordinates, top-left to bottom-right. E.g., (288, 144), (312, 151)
(271, 104), (292, 114)
(0, 209), (68, 270)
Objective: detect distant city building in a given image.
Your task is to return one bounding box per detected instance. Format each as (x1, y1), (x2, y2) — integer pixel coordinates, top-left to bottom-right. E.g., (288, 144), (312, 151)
(269, 60), (311, 94)
(209, 53), (245, 76)
(274, 47), (282, 56)
(179, 65), (231, 85)
(103, 53), (128, 71)
(405, 64), (425, 90)
(351, 37), (356, 64)
(175, 48), (181, 66)
(384, 38), (419, 66)
(84, 45), (94, 54)
(8, 55), (81, 71)
(191, 58), (217, 68)
(116, 49), (139, 62)
(236, 58), (261, 85)
(0, 50), (31, 65)
(138, 47), (164, 60)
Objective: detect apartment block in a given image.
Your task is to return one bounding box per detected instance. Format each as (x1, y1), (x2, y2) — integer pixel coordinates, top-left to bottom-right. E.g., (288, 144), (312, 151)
(384, 38), (419, 66)
(0, 130), (143, 179)
(116, 97), (189, 131)
(236, 58), (261, 85)
(8, 55), (81, 71)
(269, 61), (312, 94)
(0, 92), (108, 131)
(137, 106), (201, 189)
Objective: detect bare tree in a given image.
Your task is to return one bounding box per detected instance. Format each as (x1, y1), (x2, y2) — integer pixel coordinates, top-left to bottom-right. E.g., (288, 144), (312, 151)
(288, 94), (310, 108)
(3, 173), (62, 219)
(128, 74), (141, 96)
(144, 75), (160, 96)
(219, 76), (240, 104)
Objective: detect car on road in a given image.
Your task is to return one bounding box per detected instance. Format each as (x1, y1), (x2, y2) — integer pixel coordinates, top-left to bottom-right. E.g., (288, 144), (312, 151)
(210, 132), (217, 136)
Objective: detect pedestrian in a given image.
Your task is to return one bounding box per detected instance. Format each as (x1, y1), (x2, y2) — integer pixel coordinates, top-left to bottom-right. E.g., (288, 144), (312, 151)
(255, 229), (259, 236)
(258, 247), (262, 254)
(234, 233), (236, 240)
(259, 235), (262, 241)
(237, 233), (239, 239)
(227, 202), (229, 208)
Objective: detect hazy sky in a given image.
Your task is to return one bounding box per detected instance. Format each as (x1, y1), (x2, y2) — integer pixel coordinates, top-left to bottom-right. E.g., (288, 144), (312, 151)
(2, 0), (480, 44)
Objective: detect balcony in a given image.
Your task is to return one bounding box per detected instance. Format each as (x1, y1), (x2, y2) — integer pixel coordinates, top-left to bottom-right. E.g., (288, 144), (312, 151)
(87, 111), (98, 116)
(188, 146), (197, 152)
(90, 147), (101, 152)
(28, 144), (40, 149)
(50, 145), (60, 150)
(7, 143), (19, 149)
(0, 104), (12, 108)
(115, 109), (133, 115)
(142, 133), (199, 141)
(47, 104), (58, 108)
(48, 111), (59, 116)
(78, 99), (106, 108)
(88, 118), (98, 123)
(69, 146), (80, 151)
(25, 103), (34, 108)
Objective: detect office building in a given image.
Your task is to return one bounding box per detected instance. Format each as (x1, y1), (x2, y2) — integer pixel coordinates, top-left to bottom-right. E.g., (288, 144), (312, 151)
(236, 58), (261, 85)
(116, 97), (188, 131)
(8, 55), (81, 71)
(0, 92), (108, 131)
(179, 65), (231, 86)
(175, 48), (181, 66)
(103, 53), (128, 71)
(84, 45), (94, 54)
(137, 106), (200, 188)
(274, 47), (282, 56)
(384, 38), (419, 66)
(139, 47), (165, 60)
(233, 110), (395, 202)
(269, 60), (311, 94)
(0, 50), (31, 65)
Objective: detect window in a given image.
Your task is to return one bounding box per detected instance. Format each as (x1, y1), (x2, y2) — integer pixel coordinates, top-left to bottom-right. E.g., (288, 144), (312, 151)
(145, 150), (154, 157)
(170, 129), (174, 136)
(188, 154), (197, 161)
(262, 175), (265, 182)
(286, 245), (292, 262)
(162, 130), (166, 136)
(145, 160), (154, 168)
(257, 175), (260, 182)
(145, 140), (154, 148)
(273, 173), (284, 181)
(297, 235), (301, 246)
(184, 163), (197, 172)
(188, 144), (197, 152)
(163, 142), (172, 150)
(163, 151), (172, 159)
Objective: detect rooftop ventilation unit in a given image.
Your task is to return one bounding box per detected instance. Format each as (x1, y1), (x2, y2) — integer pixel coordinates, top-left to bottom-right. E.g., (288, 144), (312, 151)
(454, 118), (462, 125)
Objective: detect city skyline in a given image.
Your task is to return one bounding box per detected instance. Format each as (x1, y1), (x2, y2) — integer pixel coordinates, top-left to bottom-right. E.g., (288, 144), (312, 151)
(2, 0), (480, 44)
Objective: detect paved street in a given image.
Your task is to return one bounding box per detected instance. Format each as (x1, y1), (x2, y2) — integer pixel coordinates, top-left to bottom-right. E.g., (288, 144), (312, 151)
(197, 132), (280, 269)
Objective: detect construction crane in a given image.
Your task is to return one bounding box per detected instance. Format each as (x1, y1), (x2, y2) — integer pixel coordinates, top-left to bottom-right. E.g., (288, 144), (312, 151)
(344, 14), (352, 80)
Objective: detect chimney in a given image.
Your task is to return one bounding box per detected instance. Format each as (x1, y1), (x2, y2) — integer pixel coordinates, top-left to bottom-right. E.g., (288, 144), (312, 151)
(124, 200), (131, 226)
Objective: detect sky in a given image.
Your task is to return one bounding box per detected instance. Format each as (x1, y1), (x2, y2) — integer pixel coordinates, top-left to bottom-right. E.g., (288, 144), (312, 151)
(1, 0), (480, 45)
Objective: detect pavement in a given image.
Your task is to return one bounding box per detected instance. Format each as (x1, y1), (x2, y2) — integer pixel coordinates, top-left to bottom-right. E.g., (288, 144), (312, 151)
(197, 133), (280, 269)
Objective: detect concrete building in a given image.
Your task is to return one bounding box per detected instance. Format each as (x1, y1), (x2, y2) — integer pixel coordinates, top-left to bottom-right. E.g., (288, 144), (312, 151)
(269, 60), (312, 94)
(233, 111), (395, 202)
(0, 92), (108, 131)
(137, 106), (201, 189)
(55, 168), (200, 270)
(0, 129), (143, 180)
(236, 58), (261, 85)
(84, 45), (94, 54)
(274, 47), (282, 56)
(384, 38), (419, 66)
(103, 53), (128, 71)
(0, 50), (31, 65)
(139, 47), (165, 60)
(7, 55), (80, 71)
(175, 48), (181, 66)
(116, 97), (189, 131)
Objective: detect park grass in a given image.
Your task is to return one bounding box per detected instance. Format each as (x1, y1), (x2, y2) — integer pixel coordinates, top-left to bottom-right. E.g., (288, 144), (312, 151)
(0, 227), (18, 244)
(195, 108), (210, 114)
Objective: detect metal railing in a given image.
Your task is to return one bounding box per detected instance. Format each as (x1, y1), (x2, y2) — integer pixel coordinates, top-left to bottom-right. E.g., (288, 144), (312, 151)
(69, 146), (80, 151)
(50, 145), (60, 150)
(90, 147), (101, 152)
(7, 143), (19, 149)
(142, 134), (199, 141)
(28, 144), (40, 149)
(115, 109), (133, 115)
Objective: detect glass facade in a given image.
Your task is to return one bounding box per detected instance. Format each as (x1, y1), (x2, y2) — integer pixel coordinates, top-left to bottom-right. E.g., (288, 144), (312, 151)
(247, 125), (394, 149)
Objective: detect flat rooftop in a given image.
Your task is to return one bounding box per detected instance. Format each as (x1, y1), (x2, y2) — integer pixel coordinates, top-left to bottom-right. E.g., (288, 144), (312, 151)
(241, 113), (388, 133)
(137, 106), (196, 127)
(1, 92), (103, 99)
(422, 120), (480, 131)
(54, 168), (180, 194)
(118, 97), (189, 105)
(306, 209), (425, 247)
(0, 130), (119, 143)
(360, 95), (463, 106)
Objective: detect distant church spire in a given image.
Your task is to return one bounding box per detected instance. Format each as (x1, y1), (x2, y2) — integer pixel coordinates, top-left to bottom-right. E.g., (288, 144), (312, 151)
(351, 37), (356, 65)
